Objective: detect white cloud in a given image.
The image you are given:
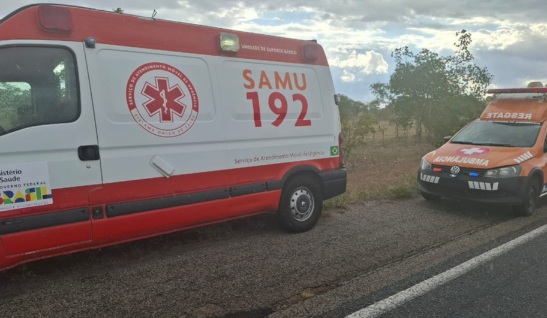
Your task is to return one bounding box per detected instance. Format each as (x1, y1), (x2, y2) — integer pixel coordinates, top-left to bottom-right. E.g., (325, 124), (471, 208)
(1, 0), (547, 101)
(331, 50), (389, 78)
(340, 70), (356, 83)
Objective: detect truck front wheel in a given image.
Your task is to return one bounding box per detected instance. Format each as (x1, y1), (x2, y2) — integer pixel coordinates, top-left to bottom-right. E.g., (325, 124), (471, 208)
(513, 178), (540, 217)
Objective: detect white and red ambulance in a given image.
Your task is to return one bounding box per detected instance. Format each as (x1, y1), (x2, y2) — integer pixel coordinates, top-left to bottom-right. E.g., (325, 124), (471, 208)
(0, 4), (346, 270)
(418, 82), (547, 216)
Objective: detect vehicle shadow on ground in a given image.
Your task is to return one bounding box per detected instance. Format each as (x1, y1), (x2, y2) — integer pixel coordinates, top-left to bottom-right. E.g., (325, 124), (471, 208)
(4, 197), (546, 282)
(418, 195), (547, 220)
(0, 213), (281, 282)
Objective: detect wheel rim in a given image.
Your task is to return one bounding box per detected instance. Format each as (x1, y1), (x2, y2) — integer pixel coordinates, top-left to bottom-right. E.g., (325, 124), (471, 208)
(290, 187), (314, 222)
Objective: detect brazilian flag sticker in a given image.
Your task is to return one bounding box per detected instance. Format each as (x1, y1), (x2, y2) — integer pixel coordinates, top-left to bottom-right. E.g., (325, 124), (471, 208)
(330, 146), (339, 156)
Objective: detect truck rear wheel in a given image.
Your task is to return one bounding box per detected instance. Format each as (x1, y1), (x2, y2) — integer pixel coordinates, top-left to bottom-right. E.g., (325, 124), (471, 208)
(278, 175), (323, 232)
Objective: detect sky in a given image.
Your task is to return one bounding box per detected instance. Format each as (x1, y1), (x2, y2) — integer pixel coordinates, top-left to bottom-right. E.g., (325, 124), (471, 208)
(1, 0), (546, 103)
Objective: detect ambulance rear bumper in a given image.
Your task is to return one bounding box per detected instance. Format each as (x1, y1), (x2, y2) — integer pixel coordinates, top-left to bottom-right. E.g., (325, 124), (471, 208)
(320, 169), (347, 200)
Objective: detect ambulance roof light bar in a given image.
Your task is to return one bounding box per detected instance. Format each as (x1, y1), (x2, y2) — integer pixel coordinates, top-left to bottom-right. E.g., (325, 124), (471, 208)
(487, 82), (547, 94)
(219, 33), (239, 53)
(303, 42), (319, 62)
(487, 87), (547, 94)
(37, 5), (73, 33)
(528, 81), (544, 88)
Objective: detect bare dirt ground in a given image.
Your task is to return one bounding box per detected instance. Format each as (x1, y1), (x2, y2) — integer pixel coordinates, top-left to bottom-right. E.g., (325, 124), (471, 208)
(7, 132), (532, 318)
(2, 192), (546, 318)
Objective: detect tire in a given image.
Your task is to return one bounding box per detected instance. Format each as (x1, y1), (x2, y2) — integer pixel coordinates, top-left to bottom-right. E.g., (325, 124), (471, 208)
(421, 192), (441, 202)
(513, 178), (540, 217)
(278, 175), (323, 233)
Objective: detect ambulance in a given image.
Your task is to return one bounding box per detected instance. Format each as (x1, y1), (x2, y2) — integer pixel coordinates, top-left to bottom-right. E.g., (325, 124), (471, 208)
(0, 4), (346, 270)
(418, 82), (547, 216)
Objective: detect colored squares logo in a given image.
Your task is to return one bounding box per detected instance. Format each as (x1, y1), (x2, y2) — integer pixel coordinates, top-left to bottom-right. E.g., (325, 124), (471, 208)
(330, 146), (339, 156)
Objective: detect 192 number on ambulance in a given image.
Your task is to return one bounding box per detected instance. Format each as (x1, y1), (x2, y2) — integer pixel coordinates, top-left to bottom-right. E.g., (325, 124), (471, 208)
(246, 92), (311, 127)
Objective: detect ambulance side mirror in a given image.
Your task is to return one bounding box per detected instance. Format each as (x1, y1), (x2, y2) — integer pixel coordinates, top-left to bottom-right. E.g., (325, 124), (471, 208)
(443, 136), (452, 143)
(334, 94), (341, 106)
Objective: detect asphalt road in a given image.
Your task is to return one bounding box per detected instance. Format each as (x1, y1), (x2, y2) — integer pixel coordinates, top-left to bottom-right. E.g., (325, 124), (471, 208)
(341, 223), (547, 318)
(1, 197), (547, 318)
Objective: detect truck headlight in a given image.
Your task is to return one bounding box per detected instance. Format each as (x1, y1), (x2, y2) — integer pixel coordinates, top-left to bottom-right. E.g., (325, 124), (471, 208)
(485, 165), (522, 178)
(420, 159), (432, 171)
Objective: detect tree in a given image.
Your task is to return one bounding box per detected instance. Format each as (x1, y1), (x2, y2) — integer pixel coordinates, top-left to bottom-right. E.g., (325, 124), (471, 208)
(338, 94), (378, 162)
(371, 83), (414, 137)
(0, 83), (31, 131)
(370, 30), (493, 141)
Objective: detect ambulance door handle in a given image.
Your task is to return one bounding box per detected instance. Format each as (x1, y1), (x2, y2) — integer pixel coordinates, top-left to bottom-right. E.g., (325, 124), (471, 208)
(78, 145), (100, 161)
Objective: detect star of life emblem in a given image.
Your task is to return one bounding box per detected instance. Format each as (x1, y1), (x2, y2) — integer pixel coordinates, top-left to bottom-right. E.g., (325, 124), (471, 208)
(142, 77), (186, 123)
(126, 62), (199, 137)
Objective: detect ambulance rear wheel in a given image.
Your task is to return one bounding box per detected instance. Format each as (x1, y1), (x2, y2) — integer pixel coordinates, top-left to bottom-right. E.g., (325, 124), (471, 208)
(278, 175), (323, 232)
(513, 179), (540, 217)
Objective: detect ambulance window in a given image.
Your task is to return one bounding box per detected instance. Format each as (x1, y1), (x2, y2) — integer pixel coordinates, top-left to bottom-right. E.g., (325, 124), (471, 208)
(0, 46), (79, 136)
(0, 82), (32, 133)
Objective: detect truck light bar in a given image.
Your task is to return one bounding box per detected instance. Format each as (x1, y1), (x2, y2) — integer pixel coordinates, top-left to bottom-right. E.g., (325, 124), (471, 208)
(487, 87), (547, 94)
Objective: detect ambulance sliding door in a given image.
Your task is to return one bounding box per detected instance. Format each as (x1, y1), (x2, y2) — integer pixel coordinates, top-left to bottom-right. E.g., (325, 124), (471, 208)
(0, 43), (101, 256)
(84, 45), (227, 241)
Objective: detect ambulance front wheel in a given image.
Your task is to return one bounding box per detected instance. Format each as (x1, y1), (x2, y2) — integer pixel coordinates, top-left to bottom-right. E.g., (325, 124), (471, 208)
(513, 178), (540, 217)
(278, 175), (323, 233)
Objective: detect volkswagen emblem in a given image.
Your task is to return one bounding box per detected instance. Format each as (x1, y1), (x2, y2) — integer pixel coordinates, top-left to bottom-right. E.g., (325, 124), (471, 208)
(450, 166), (461, 175)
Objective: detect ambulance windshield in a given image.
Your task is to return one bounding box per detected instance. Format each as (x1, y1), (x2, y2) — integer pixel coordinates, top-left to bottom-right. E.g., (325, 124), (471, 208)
(451, 121), (541, 148)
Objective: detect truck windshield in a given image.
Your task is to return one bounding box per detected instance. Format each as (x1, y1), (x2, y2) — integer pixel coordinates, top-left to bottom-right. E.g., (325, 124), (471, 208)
(451, 121), (541, 147)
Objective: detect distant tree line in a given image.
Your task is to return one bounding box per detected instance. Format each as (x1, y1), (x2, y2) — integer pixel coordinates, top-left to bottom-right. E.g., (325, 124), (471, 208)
(339, 30), (493, 159)
(371, 30), (493, 141)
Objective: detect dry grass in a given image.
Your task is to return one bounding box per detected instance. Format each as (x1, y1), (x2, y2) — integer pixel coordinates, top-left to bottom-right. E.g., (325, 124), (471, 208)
(326, 124), (435, 209)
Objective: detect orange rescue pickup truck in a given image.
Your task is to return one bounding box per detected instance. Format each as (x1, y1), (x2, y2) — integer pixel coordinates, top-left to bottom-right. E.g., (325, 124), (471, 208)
(418, 82), (547, 216)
